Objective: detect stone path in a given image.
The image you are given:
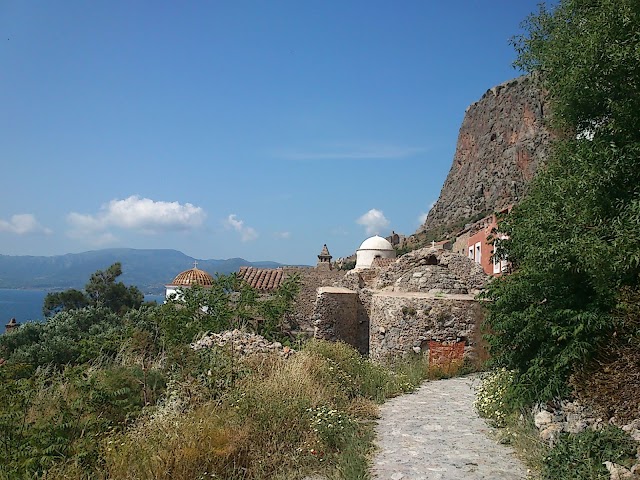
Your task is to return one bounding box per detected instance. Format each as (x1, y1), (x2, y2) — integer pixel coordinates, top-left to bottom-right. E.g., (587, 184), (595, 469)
(371, 375), (529, 479)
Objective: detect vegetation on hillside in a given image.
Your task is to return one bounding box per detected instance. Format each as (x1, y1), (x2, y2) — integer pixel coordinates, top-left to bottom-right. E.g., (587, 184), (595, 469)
(484, 0), (640, 408)
(477, 0), (640, 477)
(0, 266), (436, 479)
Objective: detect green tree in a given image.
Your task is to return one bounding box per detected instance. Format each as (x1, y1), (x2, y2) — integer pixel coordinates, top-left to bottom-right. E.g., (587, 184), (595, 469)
(42, 288), (89, 317)
(483, 0), (640, 404)
(159, 273), (301, 345)
(43, 262), (143, 317)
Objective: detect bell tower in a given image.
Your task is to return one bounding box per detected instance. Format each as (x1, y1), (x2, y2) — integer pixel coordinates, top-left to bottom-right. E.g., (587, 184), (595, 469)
(316, 244), (332, 270)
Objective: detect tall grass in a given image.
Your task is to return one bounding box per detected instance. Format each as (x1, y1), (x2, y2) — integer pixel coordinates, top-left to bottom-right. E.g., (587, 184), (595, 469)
(28, 340), (450, 480)
(102, 341), (424, 480)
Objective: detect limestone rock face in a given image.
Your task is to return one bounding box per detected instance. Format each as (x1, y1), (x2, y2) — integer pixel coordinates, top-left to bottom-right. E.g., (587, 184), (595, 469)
(418, 75), (551, 235)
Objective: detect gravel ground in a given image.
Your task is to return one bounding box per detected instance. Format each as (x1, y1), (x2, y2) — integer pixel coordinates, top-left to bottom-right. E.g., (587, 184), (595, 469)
(371, 375), (529, 479)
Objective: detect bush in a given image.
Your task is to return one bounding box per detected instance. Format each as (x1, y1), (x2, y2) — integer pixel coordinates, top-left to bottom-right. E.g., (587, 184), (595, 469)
(308, 405), (357, 450)
(304, 340), (417, 402)
(104, 406), (250, 480)
(473, 368), (516, 427)
(542, 426), (638, 480)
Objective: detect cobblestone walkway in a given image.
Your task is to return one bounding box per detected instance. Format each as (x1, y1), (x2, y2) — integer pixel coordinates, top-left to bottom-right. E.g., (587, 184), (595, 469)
(371, 375), (529, 479)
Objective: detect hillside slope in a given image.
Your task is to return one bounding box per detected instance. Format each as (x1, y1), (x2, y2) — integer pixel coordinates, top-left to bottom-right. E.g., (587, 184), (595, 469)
(0, 248), (283, 293)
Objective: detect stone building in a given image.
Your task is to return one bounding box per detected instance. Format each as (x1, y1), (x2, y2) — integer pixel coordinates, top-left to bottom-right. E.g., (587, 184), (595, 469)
(165, 262), (215, 299)
(313, 245), (489, 360)
(355, 235), (396, 270)
(316, 244), (332, 270)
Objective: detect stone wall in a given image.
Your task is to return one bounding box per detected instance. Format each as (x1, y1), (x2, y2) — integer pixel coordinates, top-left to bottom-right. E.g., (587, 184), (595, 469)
(313, 287), (368, 353)
(369, 291), (483, 361)
(284, 267), (345, 335)
(374, 248), (488, 294)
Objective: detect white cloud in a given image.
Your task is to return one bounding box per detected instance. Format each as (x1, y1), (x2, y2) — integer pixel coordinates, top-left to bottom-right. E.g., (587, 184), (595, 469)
(274, 231), (291, 240)
(67, 196), (206, 236)
(0, 214), (52, 235)
(225, 214), (258, 242)
(276, 143), (426, 161)
(356, 209), (390, 236)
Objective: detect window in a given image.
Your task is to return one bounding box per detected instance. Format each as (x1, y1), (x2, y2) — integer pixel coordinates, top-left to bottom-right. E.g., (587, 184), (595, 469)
(492, 236), (509, 274)
(475, 242), (482, 264)
(492, 249), (501, 274)
(468, 246), (474, 260)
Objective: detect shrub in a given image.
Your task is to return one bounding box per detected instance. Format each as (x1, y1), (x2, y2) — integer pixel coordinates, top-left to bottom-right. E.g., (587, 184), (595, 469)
(542, 426), (638, 480)
(474, 368), (516, 427)
(308, 405), (357, 450)
(304, 340), (416, 402)
(104, 406), (250, 480)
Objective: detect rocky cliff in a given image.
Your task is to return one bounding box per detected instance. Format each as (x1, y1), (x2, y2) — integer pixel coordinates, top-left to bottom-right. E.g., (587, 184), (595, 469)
(418, 75), (551, 236)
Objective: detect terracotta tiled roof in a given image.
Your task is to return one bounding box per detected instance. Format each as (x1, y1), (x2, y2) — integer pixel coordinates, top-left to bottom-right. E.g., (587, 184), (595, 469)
(371, 257), (395, 268)
(237, 267), (286, 291)
(170, 267), (215, 287)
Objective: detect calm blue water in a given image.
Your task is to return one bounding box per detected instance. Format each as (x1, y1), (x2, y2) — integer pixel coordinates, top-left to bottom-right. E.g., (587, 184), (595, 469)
(0, 289), (165, 333)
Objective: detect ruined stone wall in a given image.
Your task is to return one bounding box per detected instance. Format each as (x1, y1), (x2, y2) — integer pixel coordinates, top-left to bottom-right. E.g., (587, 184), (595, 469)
(284, 267), (344, 335)
(374, 248), (488, 294)
(313, 287), (368, 353)
(369, 292), (483, 361)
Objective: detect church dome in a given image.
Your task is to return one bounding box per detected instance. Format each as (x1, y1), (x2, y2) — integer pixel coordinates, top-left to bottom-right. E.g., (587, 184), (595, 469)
(358, 235), (394, 251)
(171, 267), (214, 287)
(355, 235), (396, 269)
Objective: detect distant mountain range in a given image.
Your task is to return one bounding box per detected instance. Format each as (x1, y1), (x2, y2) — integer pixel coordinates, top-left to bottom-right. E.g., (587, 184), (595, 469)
(0, 249), (285, 294)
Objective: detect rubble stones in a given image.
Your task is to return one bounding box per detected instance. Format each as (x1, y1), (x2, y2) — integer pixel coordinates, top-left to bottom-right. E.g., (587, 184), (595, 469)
(533, 402), (640, 477)
(191, 329), (293, 357)
(374, 248), (488, 294)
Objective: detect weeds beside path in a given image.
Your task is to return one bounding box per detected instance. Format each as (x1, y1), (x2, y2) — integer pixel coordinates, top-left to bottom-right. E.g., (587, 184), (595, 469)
(371, 374), (529, 479)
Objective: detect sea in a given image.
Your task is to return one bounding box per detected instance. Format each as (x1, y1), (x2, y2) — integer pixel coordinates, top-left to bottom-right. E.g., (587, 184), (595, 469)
(0, 288), (165, 333)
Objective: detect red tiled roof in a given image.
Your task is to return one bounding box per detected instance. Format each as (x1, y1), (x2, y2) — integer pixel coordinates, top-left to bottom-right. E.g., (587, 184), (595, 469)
(237, 267), (286, 291)
(170, 267), (215, 286)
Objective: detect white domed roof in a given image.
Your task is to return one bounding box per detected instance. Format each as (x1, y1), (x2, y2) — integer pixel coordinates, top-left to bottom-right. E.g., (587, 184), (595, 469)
(358, 235), (394, 251)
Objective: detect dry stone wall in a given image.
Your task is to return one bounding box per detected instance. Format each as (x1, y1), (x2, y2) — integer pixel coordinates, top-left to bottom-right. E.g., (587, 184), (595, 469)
(374, 248), (488, 294)
(313, 287), (368, 353)
(284, 266), (344, 335)
(310, 248), (489, 359)
(369, 292), (483, 361)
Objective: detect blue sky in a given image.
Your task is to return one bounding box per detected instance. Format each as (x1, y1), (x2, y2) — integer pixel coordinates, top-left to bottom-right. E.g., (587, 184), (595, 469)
(1, 1), (543, 265)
